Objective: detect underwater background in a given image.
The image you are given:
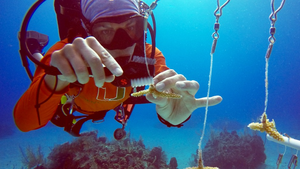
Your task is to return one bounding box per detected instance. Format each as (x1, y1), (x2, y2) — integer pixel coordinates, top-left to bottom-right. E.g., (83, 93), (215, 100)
(1, 0), (300, 168)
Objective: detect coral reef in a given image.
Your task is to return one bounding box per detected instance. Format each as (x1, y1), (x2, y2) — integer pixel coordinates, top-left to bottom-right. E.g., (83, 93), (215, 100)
(169, 157), (178, 169)
(131, 84), (182, 99)
(248, 112), (284, 142)
(21, 131), (176, 169)
(19, 145), (46, 169)
(190, 129), (266, 169)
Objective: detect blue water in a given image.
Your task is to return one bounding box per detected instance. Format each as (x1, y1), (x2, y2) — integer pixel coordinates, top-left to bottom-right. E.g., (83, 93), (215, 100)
(1, 0), (300, 168)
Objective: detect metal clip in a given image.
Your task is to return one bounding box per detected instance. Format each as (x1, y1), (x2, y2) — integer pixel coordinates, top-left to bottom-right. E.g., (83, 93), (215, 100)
(211, 38), (218, 55)
(265, 43), (274, 59)
(276, 153), (284, 169)
(265, 0), (286, 59)
(114, 103), (125, 122)
(288, 154), (298, 169)
(210, 0), (230, 55)
(63, 87), (82, 115)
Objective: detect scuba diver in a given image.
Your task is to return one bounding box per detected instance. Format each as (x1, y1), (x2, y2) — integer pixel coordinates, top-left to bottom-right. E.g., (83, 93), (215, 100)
(14, 0), (222, 139)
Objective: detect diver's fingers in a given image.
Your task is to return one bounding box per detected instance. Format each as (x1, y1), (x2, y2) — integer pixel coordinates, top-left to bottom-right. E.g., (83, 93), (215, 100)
(154, 70), (186, 92)
(57, 75), (67, 81)
(86, 37), (123, 77)
(73, 37), (105, 87)
(105, 75), (115, 83)
(153, 69), (178, 84)
(145, 93), (168, 107)
(175, 80), (200, 96)
(195, 96), (223, 108)
(64, 39), (91, 84)
(51, 49), (77, 83)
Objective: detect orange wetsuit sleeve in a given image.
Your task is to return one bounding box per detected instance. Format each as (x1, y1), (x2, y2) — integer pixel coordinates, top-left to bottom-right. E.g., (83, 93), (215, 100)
(13, 39), (69, 132)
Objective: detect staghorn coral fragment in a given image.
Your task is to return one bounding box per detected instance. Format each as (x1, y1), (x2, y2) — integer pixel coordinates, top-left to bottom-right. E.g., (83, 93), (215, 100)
(131, 84), (182, 99)
(247, 122), (264, 132)
(248, 112), (284, 142)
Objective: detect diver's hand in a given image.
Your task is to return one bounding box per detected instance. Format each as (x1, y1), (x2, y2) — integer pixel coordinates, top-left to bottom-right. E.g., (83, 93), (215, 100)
(146, 69), (222, 125)
(46, 37), (123, 90)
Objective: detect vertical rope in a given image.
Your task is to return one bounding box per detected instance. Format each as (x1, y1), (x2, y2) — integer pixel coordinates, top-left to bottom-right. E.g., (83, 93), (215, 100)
(264, 58), (269, 114)
(197, 53), (214, 166)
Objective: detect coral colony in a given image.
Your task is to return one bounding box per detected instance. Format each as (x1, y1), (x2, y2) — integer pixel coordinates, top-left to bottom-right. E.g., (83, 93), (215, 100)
(197, 130), (266, 169)
(248, 112), (284, 142)
(20, 131), (178, 169)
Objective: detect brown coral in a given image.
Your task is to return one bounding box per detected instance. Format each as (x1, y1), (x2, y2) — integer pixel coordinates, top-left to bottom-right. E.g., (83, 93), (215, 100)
(131, 84), (182, 99)
(26, 131), (175, 169)
(248, 112), (284, 142)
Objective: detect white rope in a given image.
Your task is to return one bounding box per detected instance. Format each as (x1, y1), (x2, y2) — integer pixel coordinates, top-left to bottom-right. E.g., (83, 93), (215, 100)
(198, 52), (214, 162)
(264, 57), (269, 114)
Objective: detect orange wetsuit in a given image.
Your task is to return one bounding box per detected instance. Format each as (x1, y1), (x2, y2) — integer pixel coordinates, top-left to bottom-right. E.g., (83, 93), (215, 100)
(14, 38), (169, 132)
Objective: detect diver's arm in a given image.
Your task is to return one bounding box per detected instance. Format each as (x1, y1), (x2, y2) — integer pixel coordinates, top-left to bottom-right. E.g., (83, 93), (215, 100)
(13, 73), (65, 132)
(14, 40), (70, 132)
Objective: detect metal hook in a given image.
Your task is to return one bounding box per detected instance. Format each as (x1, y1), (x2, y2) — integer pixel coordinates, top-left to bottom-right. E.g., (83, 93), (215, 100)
(211, 0), (230, 54)
(265, 0), (286, 58)
(270, 0), (286, 23)
(214, 0), (230, 20)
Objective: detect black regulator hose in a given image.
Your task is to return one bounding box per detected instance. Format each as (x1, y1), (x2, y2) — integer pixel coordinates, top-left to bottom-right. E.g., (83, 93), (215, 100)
(148, 12), (156, 74)
(18, 0), (84, 80)
(151, 13), (156, 38)
(19, 0), (46, 80)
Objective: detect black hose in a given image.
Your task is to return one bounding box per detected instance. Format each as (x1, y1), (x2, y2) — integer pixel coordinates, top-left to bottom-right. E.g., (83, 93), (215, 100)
(19, 0), (68, 79)
(151, 12), (156, 38)
(19, 0), (46, 80)
(19, 0), (46, 66)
